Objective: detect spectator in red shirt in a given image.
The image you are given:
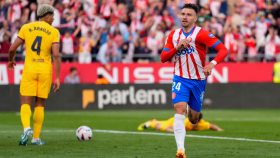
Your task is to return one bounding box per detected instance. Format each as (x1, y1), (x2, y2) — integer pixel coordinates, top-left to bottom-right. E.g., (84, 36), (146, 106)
(245, 34), (257, 62)
(0, 33), (11, 61)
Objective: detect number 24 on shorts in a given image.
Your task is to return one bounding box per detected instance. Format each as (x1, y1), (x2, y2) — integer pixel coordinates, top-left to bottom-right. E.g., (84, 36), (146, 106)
(172, 82), (181, 91)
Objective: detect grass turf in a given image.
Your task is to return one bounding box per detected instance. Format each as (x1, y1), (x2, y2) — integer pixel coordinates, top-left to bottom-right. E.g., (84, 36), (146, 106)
(1, 109), (280, 158)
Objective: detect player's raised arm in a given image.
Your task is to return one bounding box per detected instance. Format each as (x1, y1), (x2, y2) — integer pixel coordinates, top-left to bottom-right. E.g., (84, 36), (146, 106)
(73, 25), (81, 37)
(52, 31), (61, 93)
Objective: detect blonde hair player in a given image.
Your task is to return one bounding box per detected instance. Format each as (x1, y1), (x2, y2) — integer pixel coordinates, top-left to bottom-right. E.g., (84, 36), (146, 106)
(8, 4), (61, 146)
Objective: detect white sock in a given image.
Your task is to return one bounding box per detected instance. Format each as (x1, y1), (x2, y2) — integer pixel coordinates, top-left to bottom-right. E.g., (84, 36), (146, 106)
(24, 127), (31, 133)
(174, 114), (186, 151)
(145, 121), (151, 128)
(32, 138), (39, 142)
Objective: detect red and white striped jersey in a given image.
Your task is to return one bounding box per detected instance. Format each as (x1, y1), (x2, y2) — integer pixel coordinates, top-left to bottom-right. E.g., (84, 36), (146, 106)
(163, 26), (221, 80)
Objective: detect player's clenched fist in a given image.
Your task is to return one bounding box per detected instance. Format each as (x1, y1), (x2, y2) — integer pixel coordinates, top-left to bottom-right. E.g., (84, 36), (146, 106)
(176, 38), (191, 50)
(202, 62), (215, 76)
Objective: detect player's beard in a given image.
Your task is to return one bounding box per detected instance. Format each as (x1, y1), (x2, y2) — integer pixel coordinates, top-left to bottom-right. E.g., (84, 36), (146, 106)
(181, 23), (189, 28)
(181, 20), (194, 28)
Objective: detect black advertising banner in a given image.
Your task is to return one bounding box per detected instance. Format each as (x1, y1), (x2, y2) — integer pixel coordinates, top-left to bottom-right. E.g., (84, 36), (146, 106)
(0, 83), (280, 111)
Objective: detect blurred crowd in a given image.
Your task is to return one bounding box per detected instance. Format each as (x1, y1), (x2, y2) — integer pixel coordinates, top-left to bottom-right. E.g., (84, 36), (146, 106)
(0, 0), (280, 65)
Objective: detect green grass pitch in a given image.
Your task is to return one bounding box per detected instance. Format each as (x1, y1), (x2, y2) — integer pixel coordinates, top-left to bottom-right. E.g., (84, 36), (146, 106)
(1, 109), (280, 158)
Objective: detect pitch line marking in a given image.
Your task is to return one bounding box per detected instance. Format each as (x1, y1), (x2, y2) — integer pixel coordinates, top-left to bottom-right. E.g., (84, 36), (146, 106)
(1, 129), (280, 144)
(93, 130), (280, 144)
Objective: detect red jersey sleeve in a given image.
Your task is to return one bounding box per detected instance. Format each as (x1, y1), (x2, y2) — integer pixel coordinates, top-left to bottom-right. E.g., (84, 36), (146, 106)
(163, 30), (175, 51)
(196, 29), (221, 49)
(197, 29), (228, 64)
(161, 30), (177, 63)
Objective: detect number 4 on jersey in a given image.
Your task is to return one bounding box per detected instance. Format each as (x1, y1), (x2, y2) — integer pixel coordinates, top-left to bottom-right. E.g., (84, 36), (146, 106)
(31, 36), (42, 55)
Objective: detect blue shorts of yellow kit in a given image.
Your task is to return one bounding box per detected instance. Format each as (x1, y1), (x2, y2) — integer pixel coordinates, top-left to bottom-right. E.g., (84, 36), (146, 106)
(171, 75), (207, 112)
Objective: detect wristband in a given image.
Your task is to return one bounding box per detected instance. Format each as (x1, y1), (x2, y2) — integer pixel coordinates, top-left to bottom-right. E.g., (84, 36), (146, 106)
(211, 60), (217, 66)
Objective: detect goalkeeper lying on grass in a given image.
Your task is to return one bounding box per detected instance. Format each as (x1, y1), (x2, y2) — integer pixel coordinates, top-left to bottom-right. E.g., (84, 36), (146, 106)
(138, 113), (223, 132)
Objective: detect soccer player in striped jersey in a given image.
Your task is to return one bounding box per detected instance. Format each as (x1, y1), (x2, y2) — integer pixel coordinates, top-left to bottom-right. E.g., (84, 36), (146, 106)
(160, 3), (229, 158)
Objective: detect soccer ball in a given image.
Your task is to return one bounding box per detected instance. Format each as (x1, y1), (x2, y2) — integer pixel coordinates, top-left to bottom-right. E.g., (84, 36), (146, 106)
(76, 126), (92, 141)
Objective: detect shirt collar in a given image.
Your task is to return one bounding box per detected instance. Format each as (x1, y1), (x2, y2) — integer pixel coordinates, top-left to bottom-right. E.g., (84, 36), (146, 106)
(182, 26), (196, 37)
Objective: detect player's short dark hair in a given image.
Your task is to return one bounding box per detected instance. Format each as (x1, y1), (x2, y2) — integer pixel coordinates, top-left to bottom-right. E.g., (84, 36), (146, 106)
(181, 3), (199, 15)
(70, 67), (77, 72)
(199, 113), (203, 121)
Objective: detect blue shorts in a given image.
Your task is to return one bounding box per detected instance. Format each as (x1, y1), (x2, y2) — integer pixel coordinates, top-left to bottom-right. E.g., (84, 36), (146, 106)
(172, 75), (207, 112)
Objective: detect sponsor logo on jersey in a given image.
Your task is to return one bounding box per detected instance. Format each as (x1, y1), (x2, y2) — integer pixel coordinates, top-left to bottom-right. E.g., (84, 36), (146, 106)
(176, 45), (195, 56)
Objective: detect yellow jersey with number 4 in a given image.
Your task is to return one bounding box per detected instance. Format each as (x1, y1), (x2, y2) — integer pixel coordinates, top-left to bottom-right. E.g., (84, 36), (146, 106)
(18, 21), (60, 73)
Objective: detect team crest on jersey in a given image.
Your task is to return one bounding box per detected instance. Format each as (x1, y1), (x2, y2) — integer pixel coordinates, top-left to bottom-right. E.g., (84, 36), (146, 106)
(208, 34), (215, 38)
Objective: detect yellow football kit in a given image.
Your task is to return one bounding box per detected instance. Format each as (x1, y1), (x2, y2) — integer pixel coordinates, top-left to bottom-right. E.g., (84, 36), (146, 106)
(185, 118), (210, 131)
(159, 117), (175, 131)
(158, 117), (210, 131)
(18, 21), (60, 98)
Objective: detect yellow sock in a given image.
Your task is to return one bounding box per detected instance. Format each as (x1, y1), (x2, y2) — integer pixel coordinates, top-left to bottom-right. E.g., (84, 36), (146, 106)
(149, 120), (158, 128)
(20, 104), (32, 130)
(33, 107), (44, 138)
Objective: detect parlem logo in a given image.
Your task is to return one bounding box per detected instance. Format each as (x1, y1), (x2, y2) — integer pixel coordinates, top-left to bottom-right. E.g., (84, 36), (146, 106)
(83, 90), (95, 109)
(82, 86), (167, 109)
